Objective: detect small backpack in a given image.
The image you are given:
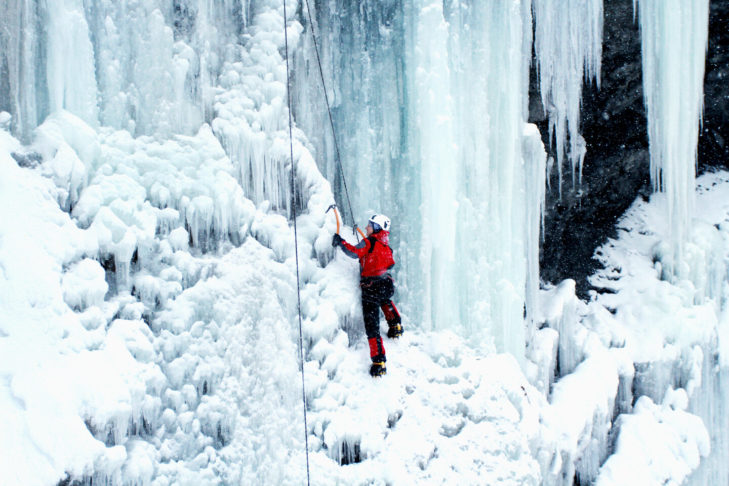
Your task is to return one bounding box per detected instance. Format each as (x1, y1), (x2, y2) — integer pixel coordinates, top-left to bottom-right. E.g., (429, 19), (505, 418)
(367, 236), (395, 270)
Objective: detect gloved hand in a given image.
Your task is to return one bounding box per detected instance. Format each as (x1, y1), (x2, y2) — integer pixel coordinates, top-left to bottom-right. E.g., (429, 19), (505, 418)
(332, 233), (343, 247)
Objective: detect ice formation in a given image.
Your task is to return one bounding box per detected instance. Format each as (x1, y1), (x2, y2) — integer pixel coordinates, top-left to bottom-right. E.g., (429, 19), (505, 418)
(532, 0), (603, 188)
(0, 1), (334, 483)
(589, 172), (729, 486)
(634, 0), (710, 271)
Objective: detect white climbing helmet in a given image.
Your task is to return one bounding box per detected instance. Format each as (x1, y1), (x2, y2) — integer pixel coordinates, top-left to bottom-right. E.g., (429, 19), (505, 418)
(368, 214), (391, 232)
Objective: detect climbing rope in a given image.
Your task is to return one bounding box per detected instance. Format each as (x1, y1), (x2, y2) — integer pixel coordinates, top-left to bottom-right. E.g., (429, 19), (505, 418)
(282, 0), (311, 484)
(282, 0), (366, 480)
(302, 0), (357, 228)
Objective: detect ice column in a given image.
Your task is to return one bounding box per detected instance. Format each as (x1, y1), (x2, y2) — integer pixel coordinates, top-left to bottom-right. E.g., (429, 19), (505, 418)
(442, 1), (535, 360)
(45, 0), (99, 126)
(532, 0), (603, 188)
(412, 0), (459, 332)
(523, 124), (547, 332)
(634, 0), (710, 271)
(0, 0), (44, 141)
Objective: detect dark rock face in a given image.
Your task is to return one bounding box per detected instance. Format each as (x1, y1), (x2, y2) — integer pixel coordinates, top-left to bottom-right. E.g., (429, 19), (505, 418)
(700, 1), (729, 168)
(536, 0), (729, 294)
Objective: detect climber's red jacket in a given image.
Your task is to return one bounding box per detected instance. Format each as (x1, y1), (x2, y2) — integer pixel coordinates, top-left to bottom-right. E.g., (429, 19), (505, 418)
(340, 231), (395, 278)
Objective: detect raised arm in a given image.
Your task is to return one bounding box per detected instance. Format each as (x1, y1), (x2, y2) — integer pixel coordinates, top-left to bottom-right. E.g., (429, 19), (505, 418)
(332, 233), (370, 259)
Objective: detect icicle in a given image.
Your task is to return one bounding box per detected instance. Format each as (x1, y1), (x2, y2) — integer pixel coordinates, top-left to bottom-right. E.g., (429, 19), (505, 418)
(532, 0), (603, 189)
(634, 0), (710, 274)
(523, 123), (547, 339)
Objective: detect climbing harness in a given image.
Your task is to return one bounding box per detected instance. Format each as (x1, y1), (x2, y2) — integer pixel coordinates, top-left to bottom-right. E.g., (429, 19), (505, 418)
(282, 0), (310, 484)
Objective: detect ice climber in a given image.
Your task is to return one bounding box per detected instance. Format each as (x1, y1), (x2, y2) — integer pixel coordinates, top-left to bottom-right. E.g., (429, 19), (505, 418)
(332, 214), (403, 377)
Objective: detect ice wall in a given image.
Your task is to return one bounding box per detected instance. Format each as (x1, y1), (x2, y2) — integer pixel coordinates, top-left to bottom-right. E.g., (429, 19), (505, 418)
(0, 0), (313, 218)
(0, 1), (252, 137)
(634, 0), (710, 271)
(291, 0), (406, 228)
(294, 1), (550, 361)
(0, 1), (341, 483)
(0, 0), (45, 140)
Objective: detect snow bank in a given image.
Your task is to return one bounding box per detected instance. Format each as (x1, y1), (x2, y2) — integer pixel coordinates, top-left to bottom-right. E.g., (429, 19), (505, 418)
(595, 393), (709, 486)
(0, 129), (160, 486)
(587, 171), (729, 484)
(304, 329), (551, 485)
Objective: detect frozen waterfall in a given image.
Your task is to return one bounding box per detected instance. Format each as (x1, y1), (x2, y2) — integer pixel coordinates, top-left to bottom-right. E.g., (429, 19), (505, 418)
(294, 1), (549, 360)
(1, 0), (726, 484)
(1, 1), (330, 483)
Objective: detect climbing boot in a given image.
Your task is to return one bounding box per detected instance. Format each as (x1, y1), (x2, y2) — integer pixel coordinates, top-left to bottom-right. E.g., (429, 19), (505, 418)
(369, 361), (387, 377)
(387, 323), (403, 339)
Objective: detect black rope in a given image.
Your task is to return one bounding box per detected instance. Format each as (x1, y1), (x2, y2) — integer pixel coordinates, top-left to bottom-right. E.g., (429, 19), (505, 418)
(302, 0), (357, 227)
(282, 1), (311, 484)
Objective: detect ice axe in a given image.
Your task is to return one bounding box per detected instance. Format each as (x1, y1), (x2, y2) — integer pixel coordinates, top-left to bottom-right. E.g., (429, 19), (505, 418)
(326, 204), (366, 239)
(326, 204), (341, 234)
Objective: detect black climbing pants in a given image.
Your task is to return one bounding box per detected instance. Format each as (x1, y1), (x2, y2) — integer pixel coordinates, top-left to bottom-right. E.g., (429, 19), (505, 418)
(360, 275), (398, 361)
